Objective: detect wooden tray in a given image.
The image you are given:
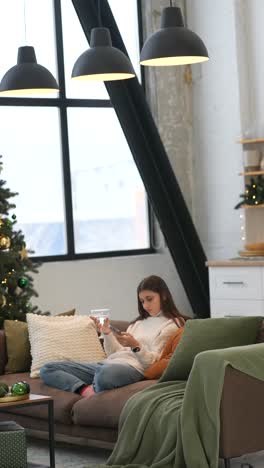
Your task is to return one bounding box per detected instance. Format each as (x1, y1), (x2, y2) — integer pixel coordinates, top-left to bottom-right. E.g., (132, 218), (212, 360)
(0, 393), (29, 403)
(239, 250), (264, 257)
(245, 242), (264, 251)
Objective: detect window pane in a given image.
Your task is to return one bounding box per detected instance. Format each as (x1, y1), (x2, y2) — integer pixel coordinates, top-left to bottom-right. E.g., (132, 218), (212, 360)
(0, 0), (58, 98)
(61, 0), (140, 99)
(0, 107), (66, 256)
(67, 108), (149, 253)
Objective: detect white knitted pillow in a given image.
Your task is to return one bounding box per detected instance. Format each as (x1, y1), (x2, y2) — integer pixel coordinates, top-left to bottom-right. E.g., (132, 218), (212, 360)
(27, 314), (106, 378)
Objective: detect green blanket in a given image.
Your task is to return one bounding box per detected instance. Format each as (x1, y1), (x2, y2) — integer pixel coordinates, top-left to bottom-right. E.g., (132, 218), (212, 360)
(87, 342), (264, 468)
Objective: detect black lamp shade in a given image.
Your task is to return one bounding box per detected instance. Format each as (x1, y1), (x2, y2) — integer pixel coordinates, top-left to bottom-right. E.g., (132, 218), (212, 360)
(0, 46), (59, 95)
(72, 28), (135, 81)
(140, 7), (209, 66)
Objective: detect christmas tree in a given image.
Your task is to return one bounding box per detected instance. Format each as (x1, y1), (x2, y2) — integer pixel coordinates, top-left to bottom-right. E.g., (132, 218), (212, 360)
(234, 175), (264, 209)
(0, 155), (47, 328)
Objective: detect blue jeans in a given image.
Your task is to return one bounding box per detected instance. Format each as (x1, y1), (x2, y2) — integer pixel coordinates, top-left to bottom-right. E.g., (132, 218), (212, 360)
(40, 361), (144, 393)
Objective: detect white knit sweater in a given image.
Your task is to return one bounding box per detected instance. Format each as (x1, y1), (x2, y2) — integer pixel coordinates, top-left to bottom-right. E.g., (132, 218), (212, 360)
(103, 314), (179, 374)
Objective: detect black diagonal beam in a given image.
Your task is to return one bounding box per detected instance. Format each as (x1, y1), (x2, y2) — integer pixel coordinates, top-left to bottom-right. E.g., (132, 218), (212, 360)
(71, 0), (210, 318)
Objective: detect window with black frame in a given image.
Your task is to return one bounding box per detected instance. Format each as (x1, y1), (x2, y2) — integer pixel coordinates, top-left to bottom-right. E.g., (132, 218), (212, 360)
(0, 0), (151, 260)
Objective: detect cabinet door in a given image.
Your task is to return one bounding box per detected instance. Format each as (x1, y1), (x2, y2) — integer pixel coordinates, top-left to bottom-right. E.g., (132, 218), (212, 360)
(210, 299), (264, 318)
(209, 267), (263, 300)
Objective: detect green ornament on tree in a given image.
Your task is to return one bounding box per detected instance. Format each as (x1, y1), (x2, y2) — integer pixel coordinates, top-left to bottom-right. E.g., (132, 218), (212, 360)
(18, 277), (29, 288)
(11, 381), (30, 396)
(11, 214), (16, 220)
(6, 218), (13, 227)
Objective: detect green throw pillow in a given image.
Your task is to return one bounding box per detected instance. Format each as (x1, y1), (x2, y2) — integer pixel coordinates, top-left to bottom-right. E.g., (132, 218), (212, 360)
(160, 316), (263, 382)
(4, 320), (31, 374)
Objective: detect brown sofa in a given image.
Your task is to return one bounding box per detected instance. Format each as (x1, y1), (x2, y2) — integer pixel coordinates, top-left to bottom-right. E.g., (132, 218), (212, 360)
(1, 320), (264, 467)
(0, 320), (156, 450)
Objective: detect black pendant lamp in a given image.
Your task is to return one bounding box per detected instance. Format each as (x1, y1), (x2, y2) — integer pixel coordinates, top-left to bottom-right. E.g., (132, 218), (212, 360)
(0, 46), (59, 96)
(72, 0), (135, 82)
(140, 2), (209, 66)
(0, 0), (59, 96)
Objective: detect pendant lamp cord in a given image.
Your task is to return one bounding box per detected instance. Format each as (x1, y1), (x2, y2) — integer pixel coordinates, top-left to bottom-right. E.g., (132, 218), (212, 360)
(23, 0), (27, 44)
(170, 0), (173, 6)
(98, 0), (102, 27)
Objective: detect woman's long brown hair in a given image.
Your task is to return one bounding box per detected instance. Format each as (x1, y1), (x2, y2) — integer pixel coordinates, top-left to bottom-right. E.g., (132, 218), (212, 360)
(131, 275), (190, 326)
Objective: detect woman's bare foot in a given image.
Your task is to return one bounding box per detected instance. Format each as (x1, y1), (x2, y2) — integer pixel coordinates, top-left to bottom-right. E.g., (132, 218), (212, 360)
(80, 385), (95, 398)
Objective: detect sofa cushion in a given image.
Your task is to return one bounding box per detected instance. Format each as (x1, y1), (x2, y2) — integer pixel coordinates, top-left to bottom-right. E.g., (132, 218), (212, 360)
(160, 316), (263, 381)
(0, 330), (7, 375)
(27, 314), (106, 378)
(56, 309), (76, 317)
(4, 320), (31, 374)
(0, 373), (80, 425)
(256, 319), (264, 343)
(72, 380), (157, 429)
(110, 320), (129, 332)
(144, 327), (184, 379)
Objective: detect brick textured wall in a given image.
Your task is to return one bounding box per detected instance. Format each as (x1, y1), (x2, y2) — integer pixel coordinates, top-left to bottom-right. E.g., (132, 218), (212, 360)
(140, 0), (194, 213)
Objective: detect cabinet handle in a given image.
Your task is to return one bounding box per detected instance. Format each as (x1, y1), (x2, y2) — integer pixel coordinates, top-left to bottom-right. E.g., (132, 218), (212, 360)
(222, 281), (244, 285)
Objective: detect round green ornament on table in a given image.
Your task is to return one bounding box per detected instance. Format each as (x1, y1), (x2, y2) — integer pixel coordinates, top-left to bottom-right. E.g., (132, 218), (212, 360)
(11, 381), (30, 396)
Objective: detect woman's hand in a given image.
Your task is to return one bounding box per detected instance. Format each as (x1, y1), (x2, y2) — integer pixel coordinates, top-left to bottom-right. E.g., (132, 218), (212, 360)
(90, 317), (111, 335)
(90, 316), (101, 332)
(117, 332), (140, 348)
(101, 318), (111, 335)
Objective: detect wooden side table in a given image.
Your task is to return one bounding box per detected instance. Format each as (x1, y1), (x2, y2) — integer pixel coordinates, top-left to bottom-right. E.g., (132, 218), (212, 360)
(0, 394), (55, 468)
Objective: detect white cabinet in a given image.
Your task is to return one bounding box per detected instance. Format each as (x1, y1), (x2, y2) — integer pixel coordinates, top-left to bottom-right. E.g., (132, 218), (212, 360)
(207, 262), (264, 317)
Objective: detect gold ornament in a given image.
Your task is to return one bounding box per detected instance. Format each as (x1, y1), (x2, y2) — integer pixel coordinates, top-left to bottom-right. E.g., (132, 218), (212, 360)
(0, 235), (11, 250)
(19, 247), (28, 260)
(0, 295), (6, 307)
(0, 218), (4, 227)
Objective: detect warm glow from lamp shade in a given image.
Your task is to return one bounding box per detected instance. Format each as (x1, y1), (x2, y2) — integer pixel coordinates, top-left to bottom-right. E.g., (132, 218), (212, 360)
(140, 7), (209, 67)
(0, 46), (59, 96)
(72, 28), (135, 82)
(141, 54), (209, 67)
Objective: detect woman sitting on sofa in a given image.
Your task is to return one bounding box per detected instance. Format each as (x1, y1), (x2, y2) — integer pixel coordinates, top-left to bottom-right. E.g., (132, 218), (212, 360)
(40, 275), (187, 398)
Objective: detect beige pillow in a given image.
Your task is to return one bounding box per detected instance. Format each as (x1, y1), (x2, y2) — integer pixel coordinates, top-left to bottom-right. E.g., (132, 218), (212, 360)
(27, 314), (106, 378)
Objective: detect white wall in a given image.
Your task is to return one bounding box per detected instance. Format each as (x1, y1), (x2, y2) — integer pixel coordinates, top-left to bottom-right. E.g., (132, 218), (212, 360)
(234, 0), (264, 137)
(32, 251), (192, 320)
(186, 0), (244, 260)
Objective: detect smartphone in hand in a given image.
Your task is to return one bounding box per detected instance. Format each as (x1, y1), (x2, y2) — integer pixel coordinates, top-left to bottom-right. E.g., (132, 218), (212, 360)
(109, 324), (122, 335)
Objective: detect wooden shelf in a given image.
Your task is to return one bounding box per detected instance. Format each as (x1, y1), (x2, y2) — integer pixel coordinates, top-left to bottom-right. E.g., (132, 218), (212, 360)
(238, 138), (264, 144)
(241, 204), (264, 209)
(239, 170), (264, 176)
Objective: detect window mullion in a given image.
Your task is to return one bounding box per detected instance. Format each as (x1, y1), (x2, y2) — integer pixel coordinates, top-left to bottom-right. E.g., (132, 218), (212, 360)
(53, 0), (74, 256)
